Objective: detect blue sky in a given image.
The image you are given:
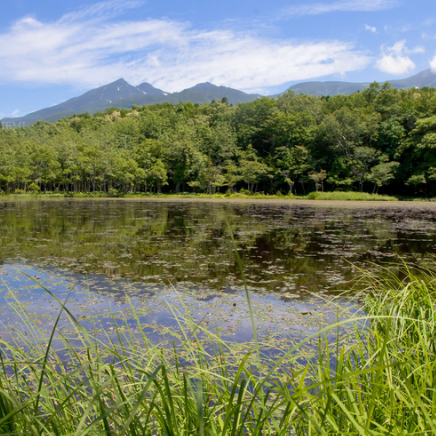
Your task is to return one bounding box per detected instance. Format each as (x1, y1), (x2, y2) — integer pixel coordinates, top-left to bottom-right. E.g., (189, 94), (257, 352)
(1, 0), (436, 118)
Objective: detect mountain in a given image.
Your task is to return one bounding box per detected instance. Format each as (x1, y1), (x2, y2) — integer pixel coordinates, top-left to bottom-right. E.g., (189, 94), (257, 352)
(389, 69), (436, 89)
(282, 69), (436, 97)
(5, 69), (436, 127)
(1, 78), (145, 126)
(136, 82), (166, 95)
(285, 81), (370, 97)
(1, 81), (259, 126)
(176, 82), (258, 104)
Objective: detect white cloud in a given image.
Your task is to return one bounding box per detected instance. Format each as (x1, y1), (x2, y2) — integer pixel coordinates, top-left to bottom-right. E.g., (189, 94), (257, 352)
(11, 109), (20, 116)
(282, 0), (398, 17)
(375, 41), (416, 75)
(430, 54), (436, 72)
(0, 1), (371, 93)
(410, 46), (425, 54)
(421, 32), (434, 40)
(365, 24), (377, 33)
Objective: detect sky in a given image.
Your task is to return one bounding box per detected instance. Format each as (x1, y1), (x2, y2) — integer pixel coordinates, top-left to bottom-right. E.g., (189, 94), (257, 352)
(1, 0), (436, 118)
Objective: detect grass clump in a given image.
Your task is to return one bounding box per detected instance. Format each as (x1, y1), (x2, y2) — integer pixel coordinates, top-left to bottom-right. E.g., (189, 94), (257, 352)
(306, 191), (398, 201)
(300, 264), (436, 434)
(0, 264), (436, 434)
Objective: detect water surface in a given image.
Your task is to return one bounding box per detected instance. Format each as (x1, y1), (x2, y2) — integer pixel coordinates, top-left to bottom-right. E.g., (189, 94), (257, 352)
(1, 199), (435, 347)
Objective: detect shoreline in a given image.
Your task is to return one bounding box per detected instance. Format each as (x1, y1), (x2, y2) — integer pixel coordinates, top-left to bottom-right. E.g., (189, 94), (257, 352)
(100, 197), (436, 209)
(3, 194), (436, 209)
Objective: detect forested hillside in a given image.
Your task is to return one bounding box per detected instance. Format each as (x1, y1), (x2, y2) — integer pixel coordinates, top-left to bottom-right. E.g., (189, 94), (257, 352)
(1, 82), (436, 197)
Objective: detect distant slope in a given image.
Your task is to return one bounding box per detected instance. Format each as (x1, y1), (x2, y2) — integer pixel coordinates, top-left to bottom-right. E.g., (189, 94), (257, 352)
(282, 69), (436, 97)
(1, 81), (259, 126)
(390, 69), (436, 89)
(286, 81), (370, 97)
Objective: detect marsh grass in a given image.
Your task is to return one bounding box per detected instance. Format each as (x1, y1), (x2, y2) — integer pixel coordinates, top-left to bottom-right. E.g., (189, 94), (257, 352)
(306, 191), (398, 201)
(1, 191), (401, 201)
(0, 262), (435, 434)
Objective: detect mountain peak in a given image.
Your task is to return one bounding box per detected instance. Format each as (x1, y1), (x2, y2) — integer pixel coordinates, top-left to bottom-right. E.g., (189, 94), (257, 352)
(136, 82), (166, 96)
(189, 82), (219, 91)
(108, 78), (128, 86)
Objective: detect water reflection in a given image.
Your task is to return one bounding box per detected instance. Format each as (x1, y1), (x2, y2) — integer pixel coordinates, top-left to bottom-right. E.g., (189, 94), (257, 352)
(1, 200), (434, 349)
(0, 264), (349, 352)
(0, 200), (435, 297)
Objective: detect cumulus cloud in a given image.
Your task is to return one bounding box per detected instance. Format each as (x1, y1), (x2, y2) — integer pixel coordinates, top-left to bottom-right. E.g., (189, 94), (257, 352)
(0, 1), (371, 92)
(375, 41), (416, 75)
(282, 0), (398, 17)
(365, 24), (377, 33)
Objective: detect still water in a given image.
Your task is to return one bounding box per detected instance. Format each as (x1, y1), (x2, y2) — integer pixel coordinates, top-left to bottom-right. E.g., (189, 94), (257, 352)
(1, 199), (436, 347)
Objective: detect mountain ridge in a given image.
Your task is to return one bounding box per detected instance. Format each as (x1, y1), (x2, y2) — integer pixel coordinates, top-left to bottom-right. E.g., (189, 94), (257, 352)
(1, 80), (260, 126)
(3, 69), (436, 127)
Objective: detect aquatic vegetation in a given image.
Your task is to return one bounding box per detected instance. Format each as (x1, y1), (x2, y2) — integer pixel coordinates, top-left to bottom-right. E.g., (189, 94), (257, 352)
(0, 264), (435, 434)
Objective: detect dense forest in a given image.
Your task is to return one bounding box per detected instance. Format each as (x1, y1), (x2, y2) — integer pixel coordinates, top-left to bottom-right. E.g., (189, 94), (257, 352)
(1, 82), (436, 196)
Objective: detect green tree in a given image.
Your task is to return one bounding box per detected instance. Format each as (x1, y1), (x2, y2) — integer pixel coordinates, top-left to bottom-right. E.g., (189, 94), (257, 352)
(30, 144), (60, 191)
(277, 145), (310, 194)
(148, 160), (168, 193)
(309, 170), (327, 192)
(367, 161), (399, 193)
(238, 145), (271, 192)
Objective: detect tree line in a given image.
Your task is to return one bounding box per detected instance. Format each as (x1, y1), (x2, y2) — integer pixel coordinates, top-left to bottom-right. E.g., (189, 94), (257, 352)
(1, 82), (436, 196)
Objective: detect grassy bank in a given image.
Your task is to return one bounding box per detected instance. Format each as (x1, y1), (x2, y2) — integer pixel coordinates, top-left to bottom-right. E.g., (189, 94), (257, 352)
(0, 264), (435, 434)
(0, 190), (403, 202)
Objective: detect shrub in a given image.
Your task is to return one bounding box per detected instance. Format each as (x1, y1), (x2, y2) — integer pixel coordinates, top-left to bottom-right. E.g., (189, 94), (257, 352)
(307, 191), (319, 199)
(239, 188), (252, 196)
(28, 183), (40, 193)
(107, 188), (119, 197)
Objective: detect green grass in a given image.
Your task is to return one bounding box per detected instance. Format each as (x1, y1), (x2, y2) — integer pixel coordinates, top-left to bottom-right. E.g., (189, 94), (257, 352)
(0, 262), (435, 434)
(0, 190), (402, 202)
(306, 191), (398, 201)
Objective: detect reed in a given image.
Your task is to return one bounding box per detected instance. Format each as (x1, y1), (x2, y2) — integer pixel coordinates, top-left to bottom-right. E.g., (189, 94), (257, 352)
(0, 262), (435, 435)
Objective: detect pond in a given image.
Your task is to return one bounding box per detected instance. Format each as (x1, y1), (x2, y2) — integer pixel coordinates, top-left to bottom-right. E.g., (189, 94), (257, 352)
(1, 199), (436, 351)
